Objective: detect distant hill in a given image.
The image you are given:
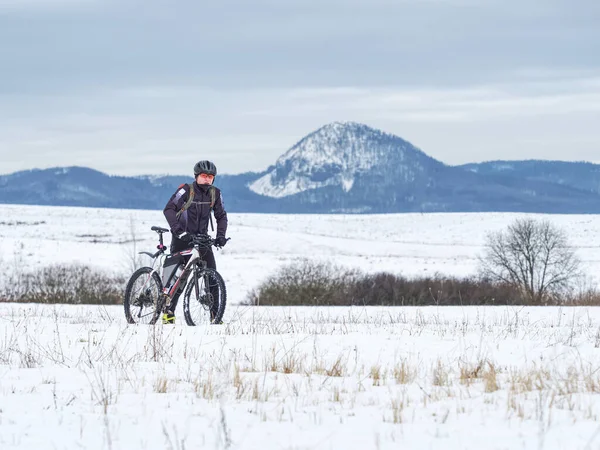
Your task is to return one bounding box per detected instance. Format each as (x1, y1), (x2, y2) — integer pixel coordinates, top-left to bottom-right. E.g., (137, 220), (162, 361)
(459, 160), (600, 195)
(2, 122), (600, 213)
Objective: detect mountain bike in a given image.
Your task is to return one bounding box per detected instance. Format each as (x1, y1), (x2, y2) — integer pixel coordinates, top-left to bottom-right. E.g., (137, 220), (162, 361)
(123, 226), (228, 325)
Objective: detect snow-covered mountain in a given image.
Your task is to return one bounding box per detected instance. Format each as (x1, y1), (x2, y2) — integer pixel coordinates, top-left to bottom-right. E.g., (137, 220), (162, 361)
(249, 122), (436, 198)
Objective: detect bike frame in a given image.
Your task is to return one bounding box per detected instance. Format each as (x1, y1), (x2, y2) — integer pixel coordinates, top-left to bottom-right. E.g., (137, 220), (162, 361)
(163, 244), (209, 303)
(137, 232), (214, 308)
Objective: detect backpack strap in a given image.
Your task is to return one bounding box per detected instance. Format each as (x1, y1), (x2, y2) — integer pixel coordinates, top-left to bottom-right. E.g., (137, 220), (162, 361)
(175, 184), (195, 220)
(209, 185), (216, 208)
(208, 186), (215, 232)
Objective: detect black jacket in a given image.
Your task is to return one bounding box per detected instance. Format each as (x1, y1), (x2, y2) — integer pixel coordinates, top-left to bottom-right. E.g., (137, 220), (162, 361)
(163, 182), (228, 238)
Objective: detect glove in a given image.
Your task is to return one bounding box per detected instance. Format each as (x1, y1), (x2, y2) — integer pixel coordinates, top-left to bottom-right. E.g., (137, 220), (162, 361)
(215, 235), (228, 247)
(178, 232), (193, 243)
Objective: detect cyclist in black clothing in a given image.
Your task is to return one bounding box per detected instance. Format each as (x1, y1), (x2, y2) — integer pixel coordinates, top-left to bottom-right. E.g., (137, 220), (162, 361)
(162, 160), (228, 323)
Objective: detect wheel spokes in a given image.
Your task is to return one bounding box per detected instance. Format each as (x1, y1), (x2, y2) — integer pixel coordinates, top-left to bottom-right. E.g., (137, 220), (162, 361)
(129, 273), (161, 324)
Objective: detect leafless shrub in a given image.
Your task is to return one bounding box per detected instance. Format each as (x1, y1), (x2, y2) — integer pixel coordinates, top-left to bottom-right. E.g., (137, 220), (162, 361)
(561, 276), (600, 306)
(247, 259), (358, 306)
(1, 264), (125, 305)
(479, 218), (581, 305)
(245, 260), (527, 306)
(352, 274), (522, 306)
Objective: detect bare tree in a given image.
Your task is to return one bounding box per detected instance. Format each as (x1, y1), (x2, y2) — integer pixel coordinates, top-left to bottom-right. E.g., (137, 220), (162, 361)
(479, 218), (580, 304)
(122, 215), (145, 274)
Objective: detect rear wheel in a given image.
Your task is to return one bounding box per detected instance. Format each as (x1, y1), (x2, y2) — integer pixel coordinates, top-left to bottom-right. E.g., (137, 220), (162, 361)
(124, 267), (163, 324)
(183, 267), (227, 326)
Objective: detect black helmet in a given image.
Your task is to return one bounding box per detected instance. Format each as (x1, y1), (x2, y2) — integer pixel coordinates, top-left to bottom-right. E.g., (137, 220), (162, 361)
(194, 160), (217, 177)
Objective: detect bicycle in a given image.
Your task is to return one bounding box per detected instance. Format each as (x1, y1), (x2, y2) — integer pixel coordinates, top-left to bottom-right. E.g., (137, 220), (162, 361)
(123, 226), (228, 325)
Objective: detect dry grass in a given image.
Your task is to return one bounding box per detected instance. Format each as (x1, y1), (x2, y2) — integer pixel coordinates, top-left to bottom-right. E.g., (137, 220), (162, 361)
(393, 359), (416, 385)
(200, 369), (215, 400)
(325, 356), (345, 377)
(459, 361), (483, 386)
(3, 302), (600, 449)
(483, 362), (500, 393)
(432, 360), (450, 387)
(371, 364), (382, 386)
(154, 376), (168, 394)
(390, 394), (406, 424)
(332, 386), (341, 403)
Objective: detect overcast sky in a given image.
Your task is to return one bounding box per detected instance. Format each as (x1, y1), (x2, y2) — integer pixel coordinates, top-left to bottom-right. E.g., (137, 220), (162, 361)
(0, 0), (598, 176)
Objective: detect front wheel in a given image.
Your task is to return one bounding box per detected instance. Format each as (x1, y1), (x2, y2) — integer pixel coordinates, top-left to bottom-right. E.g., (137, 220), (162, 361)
(123, 267), (163, 324)
(183, 267), (227, 326)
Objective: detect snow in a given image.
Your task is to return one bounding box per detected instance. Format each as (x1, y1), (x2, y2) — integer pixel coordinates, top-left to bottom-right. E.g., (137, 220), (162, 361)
(249, 122), (421, 198)
(341, 175), (354, 192)
(2, 204), (600, 449)
(247, 170), (338, 198)
(491, 163), (516, 171)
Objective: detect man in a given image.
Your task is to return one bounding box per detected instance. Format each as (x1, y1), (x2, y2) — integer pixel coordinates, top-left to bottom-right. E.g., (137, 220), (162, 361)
(162, 160), (228, 324)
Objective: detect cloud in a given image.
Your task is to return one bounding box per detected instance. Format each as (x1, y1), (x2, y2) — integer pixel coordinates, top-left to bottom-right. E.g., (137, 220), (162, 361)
(1, 0), (598, 92)
(1, 70), (599, 175)
(0, 1), (598, 174)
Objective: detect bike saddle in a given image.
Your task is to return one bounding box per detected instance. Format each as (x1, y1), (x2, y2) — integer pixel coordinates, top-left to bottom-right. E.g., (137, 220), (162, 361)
(151, 226), (170, 233)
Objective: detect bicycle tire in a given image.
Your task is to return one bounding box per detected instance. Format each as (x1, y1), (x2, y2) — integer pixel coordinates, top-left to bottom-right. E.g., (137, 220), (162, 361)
(182, 267), (227, 326)
(123, 267), (163, 324)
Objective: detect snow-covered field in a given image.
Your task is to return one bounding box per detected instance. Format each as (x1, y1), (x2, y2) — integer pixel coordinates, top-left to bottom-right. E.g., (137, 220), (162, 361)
(2, 205), (600, 449)
(2, 304), (600, 449)
(2, 204), (600, 301)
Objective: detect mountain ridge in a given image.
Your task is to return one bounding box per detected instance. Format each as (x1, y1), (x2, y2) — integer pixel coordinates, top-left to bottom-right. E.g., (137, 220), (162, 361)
(249, 121), (441, 198)
(2, 122), (600, 213)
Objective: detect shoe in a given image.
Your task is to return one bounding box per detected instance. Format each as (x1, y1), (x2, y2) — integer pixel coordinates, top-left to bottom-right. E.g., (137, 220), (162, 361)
(210, 310), (222, 324)
(162, 310), (175, 324)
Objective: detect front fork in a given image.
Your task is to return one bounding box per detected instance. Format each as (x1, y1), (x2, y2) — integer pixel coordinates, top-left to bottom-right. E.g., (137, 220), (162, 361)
(193, 268), (210, 301)
(192, 268), (211, 307)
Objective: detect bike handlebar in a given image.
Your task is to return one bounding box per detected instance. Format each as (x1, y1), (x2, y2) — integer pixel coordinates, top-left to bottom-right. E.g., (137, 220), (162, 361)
(192, 234), (217, 246)
(192, 234), (231, 249)
(140, 229), (230, 260)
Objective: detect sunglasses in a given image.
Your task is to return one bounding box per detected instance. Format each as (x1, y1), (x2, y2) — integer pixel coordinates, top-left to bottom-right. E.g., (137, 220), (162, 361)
(198, 173), (215, 180)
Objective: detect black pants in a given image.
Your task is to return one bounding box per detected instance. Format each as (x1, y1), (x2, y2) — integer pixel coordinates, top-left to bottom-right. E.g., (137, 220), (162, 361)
(169, 235), (217, 314)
